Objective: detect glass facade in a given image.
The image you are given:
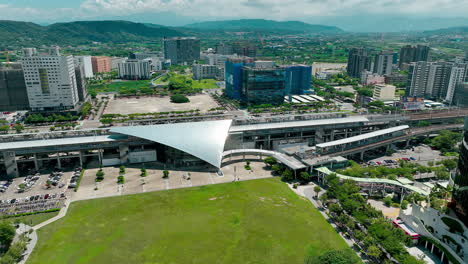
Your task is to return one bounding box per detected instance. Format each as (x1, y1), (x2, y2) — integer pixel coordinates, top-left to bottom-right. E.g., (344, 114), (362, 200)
(284, 65), (312, 95)
(241, 66), (286, 105)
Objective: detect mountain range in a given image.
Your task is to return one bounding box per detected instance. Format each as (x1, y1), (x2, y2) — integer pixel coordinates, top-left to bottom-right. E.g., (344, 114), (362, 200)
(0, 19), (342, 47)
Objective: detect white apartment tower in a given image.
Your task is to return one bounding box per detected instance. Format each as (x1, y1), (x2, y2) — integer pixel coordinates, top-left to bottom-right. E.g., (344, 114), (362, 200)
(74, 56), (94, 78)
(21, 47), (79, 111)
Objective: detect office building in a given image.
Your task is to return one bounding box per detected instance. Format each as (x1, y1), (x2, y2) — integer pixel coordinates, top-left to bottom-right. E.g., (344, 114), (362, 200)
(110, 57), (126, 71)
(21, 47), (80, 111)
(407, 61), (467, 103)
(192, 64), (218, 80)
(74, 65), (88, 102)
(118, 59), (151, 80)
(283, 65), (312, 95)
(454, 82), (468, 107)
(91, 56), (111, 73)
(347, 48), (372, 78)
(373, 84), (396, 101)
(225, 57), (254, 99)
(241, 63), (286, 105)
(163, 37), (200, 65)
(215, 43), (233, 55)
(398, 45), (430, 69)
(74, 56), (94, 78)
(0, 64), (29, 111)
(373, 51), (393, 75)
(453, 118), (468, 225)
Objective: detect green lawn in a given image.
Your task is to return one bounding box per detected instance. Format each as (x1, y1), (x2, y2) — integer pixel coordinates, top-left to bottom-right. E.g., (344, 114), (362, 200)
(192, 79), (219, 89)
(4, 211), (59, 226)
(28, 178), (347, 264)
(88, 80), (151, 94)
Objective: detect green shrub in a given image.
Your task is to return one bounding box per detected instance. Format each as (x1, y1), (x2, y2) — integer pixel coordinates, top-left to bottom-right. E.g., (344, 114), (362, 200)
(117, 175), (125, 184)
(162, 170), (169, 179)
(95, 169), (105, 182)
(170, 94), (190, 103)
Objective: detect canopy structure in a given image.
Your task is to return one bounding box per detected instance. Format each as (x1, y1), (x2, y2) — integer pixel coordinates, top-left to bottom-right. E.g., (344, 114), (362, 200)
(110, 120), (233, 168)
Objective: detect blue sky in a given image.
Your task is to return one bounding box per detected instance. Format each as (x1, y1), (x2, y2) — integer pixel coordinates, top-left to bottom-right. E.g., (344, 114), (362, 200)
(0, 0), (467, 31)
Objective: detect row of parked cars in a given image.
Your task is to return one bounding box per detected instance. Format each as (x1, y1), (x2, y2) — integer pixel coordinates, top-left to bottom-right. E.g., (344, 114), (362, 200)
(369, 157), (417, 166)
(0, 192), (66, 205)
(68, 169), (82, 189)
(17, 174), (41, 193)
(47, 171), (65, 188)
(0, 180), (12, 193)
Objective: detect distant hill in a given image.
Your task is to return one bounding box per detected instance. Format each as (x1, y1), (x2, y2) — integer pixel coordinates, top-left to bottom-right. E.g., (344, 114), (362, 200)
(423, 26), (468, 34)
(0, 20), (184, 46)
(184, 19), (343, 34)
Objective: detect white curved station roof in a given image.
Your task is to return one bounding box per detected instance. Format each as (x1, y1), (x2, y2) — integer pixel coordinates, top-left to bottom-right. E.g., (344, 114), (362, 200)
(110, 120), (233, 168)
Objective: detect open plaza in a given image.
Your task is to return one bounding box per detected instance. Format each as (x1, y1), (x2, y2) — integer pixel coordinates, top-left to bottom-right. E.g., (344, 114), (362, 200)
(104, 94), (220, 115)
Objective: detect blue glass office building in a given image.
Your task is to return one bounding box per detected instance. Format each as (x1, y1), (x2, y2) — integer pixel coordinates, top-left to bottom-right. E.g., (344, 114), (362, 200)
(225, 58), (254, 99)
(284, 65), (312, 95)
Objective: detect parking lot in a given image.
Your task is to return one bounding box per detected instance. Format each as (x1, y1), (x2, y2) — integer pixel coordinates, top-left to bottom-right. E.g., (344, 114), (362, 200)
(369, 145), (452, 166)
(73, 157), (274, 201)
(0, 170), (75, 201)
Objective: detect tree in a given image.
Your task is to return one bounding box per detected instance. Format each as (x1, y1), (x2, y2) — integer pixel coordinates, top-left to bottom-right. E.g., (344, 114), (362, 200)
(163, 170), (169, 179)
(95, 169), (105, 182)
(383, 196), (392, 207)
(401, 200), (409, 210)
(0, 125), (9, 134)
(281, 169), (294, 182)
(305, 249), (361, 264)
(263, 157), (277, 167)
(367, 245), (382, 259)
(140, 167), (147, 177)
(13, 124), (24, 133)
(119, 165), (126, 174)
(0, 222), (15, 251)
(299, 171), (311, 182)
(430, 130), (462, 154)
(170, 94), (190, 103)
(314, 186), (321, 198)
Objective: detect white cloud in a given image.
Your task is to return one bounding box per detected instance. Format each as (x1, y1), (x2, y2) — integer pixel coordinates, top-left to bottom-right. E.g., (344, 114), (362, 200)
(78, 0), (468, 19)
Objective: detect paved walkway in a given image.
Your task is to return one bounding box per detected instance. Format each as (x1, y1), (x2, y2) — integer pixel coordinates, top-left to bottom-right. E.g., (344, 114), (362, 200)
(14, 223), (37, 264)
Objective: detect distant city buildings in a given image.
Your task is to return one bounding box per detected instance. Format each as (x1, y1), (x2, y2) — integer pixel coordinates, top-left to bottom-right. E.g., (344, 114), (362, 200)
(398, 45), (430, 69)
(216, 42), (257, 57)
(117, 59), (151, 80)
(384, 73), (408, 85)
(373, 51), (393, 76)
(0, 63), (29, 111)
(74, 56), (94, 78)
(21, 47), (80, 111)
(163, 37), (200, 65)
(347, 48), (372, 78)
(91, 56), (111, 73)
(406, 61), (468, 104)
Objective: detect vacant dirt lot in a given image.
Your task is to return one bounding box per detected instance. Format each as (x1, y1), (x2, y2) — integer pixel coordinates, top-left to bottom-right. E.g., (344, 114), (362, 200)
(104, 94), (219, 115)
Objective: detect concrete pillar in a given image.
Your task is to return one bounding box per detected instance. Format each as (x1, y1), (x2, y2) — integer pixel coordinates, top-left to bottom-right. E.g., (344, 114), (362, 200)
(119, 145), (129, 165)
(98, 149), (103, 166)
(431, 243), (434, 253)
(57, 153), (62, 169)
(79, 151), (84, 168)
(3, 151), (18, 178)
(425, 241), (428, 249)
(360, 151), (365, 160)
(440, 252), (444, 263)
(405, 138), (410, 148)
(33, 154), (39, 171)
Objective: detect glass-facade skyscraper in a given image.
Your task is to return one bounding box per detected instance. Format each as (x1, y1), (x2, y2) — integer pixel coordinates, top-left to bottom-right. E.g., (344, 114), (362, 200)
(453, 117), (468, 225)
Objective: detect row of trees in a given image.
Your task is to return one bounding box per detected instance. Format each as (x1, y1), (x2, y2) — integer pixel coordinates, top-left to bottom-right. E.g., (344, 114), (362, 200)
(321, 174), (424, 264)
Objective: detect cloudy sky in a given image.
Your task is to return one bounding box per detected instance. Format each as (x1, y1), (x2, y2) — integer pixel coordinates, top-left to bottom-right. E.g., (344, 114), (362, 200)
(1, 0), (468, 31)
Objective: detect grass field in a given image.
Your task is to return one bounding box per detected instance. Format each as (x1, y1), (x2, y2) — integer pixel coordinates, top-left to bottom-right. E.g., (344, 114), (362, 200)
(88, 80), (151, 94)
(3, 211), (59, 226)
(28, 178), (347, 264)
(192, 78), (219, 89)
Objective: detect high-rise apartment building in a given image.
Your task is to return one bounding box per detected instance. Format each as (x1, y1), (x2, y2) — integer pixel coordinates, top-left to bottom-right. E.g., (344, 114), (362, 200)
(117, 59), (151, 80)
(0, 64), (29, 111)
(21, 47), (80, 111)
(398, 45), (430, 69)
(163, 37), (200, 65)
(407, 61), (467, 103)
(91, 56), (111, 73)
(216, 42), (257, 57)
(241, 64), (286, 105)
(373, 51), (393, 75)
(74, 56), (94, 78)
(347, 48), (372, 78)
(283, 65), (312, 95)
